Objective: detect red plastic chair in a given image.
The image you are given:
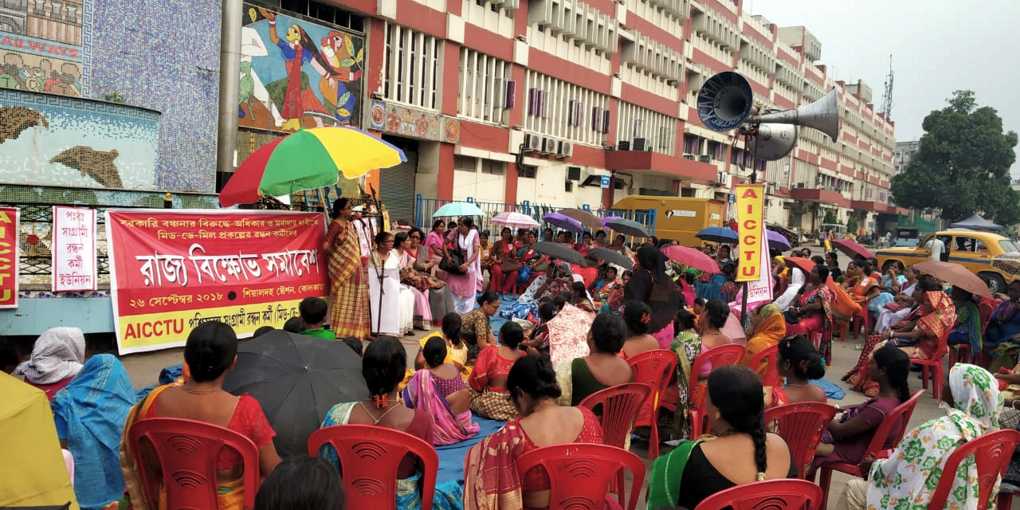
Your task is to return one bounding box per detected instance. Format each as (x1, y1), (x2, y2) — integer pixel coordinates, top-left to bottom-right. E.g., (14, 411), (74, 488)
(694, 478), (823, 510)
(816, 390), (924, 510)
(927, 429), (1020, 510)
(764, 402), (838, 479)
(578, 383), (652, 449)
(516, 443), (646, 510)
(688, 344), (746, 439)
(748, 344), (781, 387)
(912, 327), (952, 398)
(128, 417), (260, 510)
(308, 424), (439, 510)
(626, 350), (677, 459)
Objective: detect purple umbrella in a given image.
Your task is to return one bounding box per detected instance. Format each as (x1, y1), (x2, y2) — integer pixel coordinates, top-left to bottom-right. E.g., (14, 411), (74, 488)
(766, 229), (791, 251)
(543, 212), (583, 233)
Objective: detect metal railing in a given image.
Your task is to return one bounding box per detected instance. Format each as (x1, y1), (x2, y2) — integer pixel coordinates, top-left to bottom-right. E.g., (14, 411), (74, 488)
(413, 195), (657, 236)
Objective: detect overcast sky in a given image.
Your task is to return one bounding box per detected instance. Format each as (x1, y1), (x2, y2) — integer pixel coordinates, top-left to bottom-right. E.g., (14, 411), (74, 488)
(748, 0), (1020, 177)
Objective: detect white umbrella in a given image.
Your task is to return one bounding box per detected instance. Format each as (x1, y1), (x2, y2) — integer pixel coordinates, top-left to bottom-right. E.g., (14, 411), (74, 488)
(432, 201), (485, 218)
(492, 211), (540, 229)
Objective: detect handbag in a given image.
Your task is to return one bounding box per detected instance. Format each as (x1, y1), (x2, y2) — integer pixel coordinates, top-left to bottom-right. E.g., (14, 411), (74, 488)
(439, 248), (466, 275)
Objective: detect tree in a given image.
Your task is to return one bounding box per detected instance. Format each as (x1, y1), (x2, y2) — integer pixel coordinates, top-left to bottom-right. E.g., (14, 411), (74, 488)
(891, 90), (1020, 225)
(847, 215), (859, 235)
(822, 209), (837, 224)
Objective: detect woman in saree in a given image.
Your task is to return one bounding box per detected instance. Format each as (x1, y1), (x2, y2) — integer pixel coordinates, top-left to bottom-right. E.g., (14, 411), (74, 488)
(873, 266), (920, 334)
(771, 336), (827, 406)
(447, 217), (482, 313)
(647, 366), (794, 510)
(369, 231), (411, 336)
(986, 280), (1020, 358)
(464, 354), (605, 510)
(469, 322), (526, 421)
(488, 227), (521, 295)
(947, 286), (983, 355)
(425, 219), (447, 264)
(625, 246), (684, 349)
(394, 231), (433, 331)
(845, 277), (954, 396)
(838, 364), (1001, 510)
(15, 326), (85, 399)
(785, 265), (835, 360)
(408, 227), (455, 326)
(52, 353), (135, 509)
(619, 301), (660, 360)
(125, 322), (281, 510)
(742, 304), (787, 367)
(320, 337), (448, 509)
(324, 198), (371, 340)
(670, 309), (702, 438)
(403, 336), (479, 446)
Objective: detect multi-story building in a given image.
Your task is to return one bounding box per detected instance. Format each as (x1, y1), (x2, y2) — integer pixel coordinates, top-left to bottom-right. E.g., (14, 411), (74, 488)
(253, 0), (899, 235)
(895, 140), (920, 174)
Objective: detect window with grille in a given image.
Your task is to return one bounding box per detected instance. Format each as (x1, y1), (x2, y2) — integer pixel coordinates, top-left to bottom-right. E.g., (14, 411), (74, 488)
(382, 23), (440, 109)
(616, 102), (677, 156)
(523, 70), (610, 146)
(458, 48), (510, 125)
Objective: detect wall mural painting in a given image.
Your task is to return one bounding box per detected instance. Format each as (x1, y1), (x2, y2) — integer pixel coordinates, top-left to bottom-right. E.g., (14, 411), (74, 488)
(0, 0), (86, 97)
(0, 89), (159, 191)
(240, 4), (364, 133)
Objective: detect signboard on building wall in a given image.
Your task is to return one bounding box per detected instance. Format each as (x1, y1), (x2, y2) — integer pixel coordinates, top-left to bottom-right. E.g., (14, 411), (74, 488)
(0, 0), (87, 97)
(0, 207), (18, 309)
(368, 98), (461, 144)
(52, 206), (97, 292)
(0, 89), (160, 190)
(735, 184), (765, 282)
(105, 210), (328, 354)
(238, 3), (365, 133)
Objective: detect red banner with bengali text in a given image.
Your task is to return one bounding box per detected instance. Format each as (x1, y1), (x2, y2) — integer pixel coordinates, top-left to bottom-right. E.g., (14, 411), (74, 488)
(0, 207), (18, 309)
(106, 210), (327, 354)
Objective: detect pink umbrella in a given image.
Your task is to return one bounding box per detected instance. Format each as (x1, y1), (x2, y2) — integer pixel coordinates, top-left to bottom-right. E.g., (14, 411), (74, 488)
(661, 245), (721, 274)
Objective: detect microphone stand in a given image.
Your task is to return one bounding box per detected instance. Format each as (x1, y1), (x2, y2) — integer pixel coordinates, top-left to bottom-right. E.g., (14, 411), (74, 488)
(366, 184), (386, 336)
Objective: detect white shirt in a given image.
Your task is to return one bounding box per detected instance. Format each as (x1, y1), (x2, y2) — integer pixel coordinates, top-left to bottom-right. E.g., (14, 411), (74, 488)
(925, 237), (944, 262)
(775, 267), (805, 311)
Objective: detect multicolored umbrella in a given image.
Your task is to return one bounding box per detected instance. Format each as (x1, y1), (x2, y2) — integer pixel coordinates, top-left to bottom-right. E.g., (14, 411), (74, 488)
(661, 245), (720, 274)
(697, 227), (738, 244)
(543, 212), (583, 233)
(219, 127), (406, 207)
(491, 211), (540, 229)
(433, 202), (485, 218)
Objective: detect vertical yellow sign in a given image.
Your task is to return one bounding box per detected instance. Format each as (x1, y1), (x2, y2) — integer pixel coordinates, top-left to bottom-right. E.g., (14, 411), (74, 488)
(735, 184), (765, 282)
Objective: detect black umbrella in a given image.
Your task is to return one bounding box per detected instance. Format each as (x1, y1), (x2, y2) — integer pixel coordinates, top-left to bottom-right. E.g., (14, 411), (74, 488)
(588, 247), (634, 269)
(535, 241), (587, 265)
(605, 218), (651, 238)
(223, 330), (369, 458)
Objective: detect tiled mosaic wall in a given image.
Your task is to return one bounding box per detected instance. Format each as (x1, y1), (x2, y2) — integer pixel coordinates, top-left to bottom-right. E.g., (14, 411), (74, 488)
(0, 0), (92, 97)
(88, 0), (222, 193)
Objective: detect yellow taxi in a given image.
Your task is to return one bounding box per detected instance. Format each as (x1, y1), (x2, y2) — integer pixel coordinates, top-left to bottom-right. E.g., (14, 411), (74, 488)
(875, 229), (1020, 293)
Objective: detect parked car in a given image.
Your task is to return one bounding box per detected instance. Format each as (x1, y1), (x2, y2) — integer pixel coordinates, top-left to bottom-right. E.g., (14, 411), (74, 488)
(876, 229), (1020, 293)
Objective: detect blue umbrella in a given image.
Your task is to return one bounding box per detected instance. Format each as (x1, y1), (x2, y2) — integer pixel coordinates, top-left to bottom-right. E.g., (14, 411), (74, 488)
(767, 229), (791, 251)
(433, 201), (485, 218)
(696, 227), (738, 244)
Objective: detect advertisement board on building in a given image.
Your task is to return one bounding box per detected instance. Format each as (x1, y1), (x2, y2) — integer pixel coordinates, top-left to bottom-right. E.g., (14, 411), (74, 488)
(0, 207), (18, 309)
(105, 210), (328, 354)
(52, 206), (97, 292)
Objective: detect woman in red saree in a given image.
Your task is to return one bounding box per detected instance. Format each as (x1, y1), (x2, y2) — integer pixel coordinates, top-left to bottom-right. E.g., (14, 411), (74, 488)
(463, 354), (606, 510)
(784, 265), (834, 359)
(324, 198), (371, 339)
(488, 227), (521, 295)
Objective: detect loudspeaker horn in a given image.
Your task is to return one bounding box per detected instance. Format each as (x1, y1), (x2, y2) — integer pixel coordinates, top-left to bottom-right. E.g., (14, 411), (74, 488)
(748, 124), (798, 161)
(752, 88), (841, 141)
(696, 71), (753, 132)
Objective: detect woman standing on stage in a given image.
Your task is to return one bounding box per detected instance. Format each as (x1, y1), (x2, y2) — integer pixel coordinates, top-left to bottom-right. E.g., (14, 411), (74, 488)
(324, 197), (371, 339)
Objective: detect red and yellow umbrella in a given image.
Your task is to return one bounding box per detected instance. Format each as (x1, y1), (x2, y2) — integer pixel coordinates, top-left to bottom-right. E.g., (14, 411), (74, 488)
(219, 127), (405, 207)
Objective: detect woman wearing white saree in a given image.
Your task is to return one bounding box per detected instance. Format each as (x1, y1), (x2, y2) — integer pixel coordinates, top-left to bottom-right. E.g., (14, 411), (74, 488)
(369, 231), (411, 336)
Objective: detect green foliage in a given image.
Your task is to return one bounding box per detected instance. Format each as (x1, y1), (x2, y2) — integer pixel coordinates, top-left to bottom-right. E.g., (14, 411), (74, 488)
(891, 90), (1020, 225)
(823, 209), (838, 224)
(847, 215), (859, 234)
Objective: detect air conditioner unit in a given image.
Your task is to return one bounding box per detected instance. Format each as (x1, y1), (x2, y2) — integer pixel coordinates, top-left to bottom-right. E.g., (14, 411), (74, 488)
(558, 141), (574, 158)
(698, 154), (712, 163)
(525, 133), (542, 152)
(566, 166), (581, 180)
(683, 153), (695, 160)
(542, 137), (558, 154)
(617, 141), (630, 151)
(632, 137), (647, 151)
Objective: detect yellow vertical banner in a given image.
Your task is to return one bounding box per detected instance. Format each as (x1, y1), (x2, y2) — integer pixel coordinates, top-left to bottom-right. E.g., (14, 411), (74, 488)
(735, 184), (766, 282)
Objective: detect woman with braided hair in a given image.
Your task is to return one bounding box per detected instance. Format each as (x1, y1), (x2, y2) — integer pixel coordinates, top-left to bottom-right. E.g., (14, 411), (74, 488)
(647, 366), (794, 510)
